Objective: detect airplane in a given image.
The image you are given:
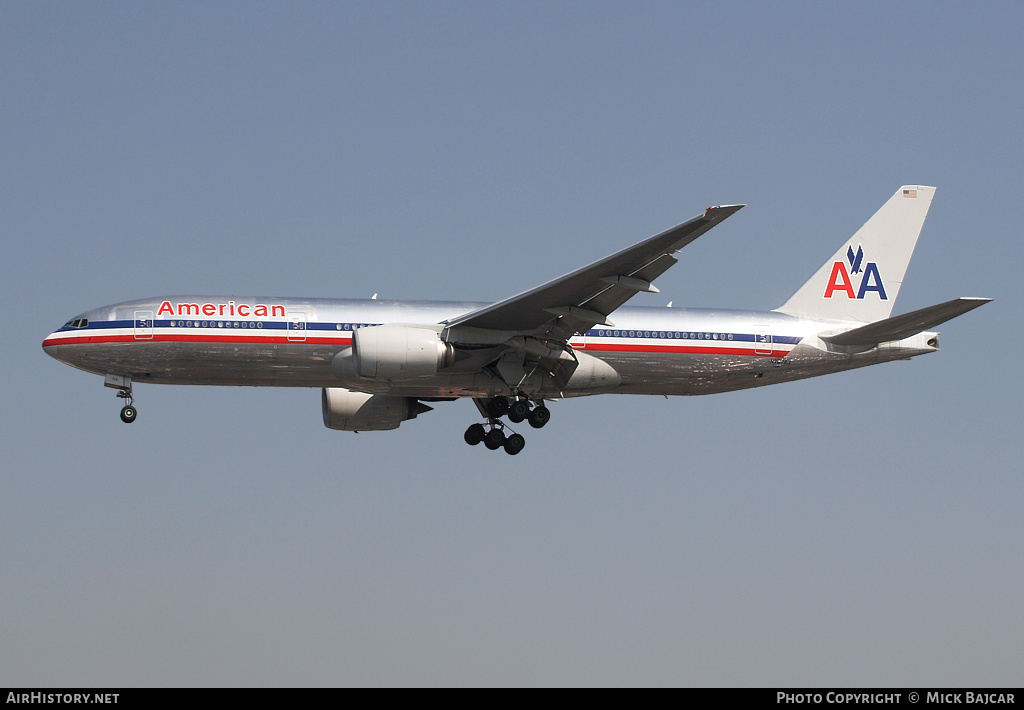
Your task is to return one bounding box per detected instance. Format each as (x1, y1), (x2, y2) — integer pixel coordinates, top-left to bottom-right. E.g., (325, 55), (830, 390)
(43, 185), (990, 455)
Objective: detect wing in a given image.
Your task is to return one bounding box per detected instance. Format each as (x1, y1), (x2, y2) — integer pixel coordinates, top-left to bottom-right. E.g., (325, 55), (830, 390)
(444, 204), (744, 341)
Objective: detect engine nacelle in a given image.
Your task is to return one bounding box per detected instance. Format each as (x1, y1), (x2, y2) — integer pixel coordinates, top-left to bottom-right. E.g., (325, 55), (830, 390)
(352, 325), (455, 380)
(321, 387), (432, 431)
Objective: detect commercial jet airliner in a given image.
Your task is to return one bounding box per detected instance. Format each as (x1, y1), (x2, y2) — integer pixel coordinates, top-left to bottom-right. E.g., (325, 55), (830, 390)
(43, 186), (990, 455)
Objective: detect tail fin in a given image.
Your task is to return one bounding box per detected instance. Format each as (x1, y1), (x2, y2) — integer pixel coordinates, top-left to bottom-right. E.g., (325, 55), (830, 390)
(775, 185), (935, 323)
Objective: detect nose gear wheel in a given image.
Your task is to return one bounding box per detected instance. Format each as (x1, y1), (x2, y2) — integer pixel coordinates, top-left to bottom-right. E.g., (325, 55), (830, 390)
(115, 385), (137, 424)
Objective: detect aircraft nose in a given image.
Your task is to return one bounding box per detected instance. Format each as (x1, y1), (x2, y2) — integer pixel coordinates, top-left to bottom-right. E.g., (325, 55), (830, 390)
(42, 325), (62, 351)
(42, 315), (88, 360)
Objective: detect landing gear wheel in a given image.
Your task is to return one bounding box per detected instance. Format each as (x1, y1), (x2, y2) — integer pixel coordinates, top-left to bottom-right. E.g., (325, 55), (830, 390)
(464, 423), (486, 446)
(503, 433), (526, 455)
(114, 382), (135, 423)
(487, 396), (510, 418)
(528, 405), (550, 429)
(484, 428), (506, 450)
(508, 399), (530, 423)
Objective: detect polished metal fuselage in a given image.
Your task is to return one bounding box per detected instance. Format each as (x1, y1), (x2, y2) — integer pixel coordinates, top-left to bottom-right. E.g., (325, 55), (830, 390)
(42, 296), (938, 399)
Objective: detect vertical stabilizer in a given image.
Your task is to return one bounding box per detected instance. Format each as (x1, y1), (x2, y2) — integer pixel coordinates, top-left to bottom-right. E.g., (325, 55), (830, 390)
(775, 185), (935, 323)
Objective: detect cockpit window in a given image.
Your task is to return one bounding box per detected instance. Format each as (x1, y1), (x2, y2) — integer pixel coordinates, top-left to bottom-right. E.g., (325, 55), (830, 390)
(62, 318), (89, 329)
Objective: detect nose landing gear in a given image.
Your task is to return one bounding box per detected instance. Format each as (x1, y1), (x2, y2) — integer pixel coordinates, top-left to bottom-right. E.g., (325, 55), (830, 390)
(105, 374), (137, 424)
(116, 387), (137, 423)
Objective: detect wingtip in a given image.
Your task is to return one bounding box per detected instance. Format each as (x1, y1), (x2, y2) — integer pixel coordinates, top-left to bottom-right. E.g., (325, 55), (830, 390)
(704, 204), (745, 217)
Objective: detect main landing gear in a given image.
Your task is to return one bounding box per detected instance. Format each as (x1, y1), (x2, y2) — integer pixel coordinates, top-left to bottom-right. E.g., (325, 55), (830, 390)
(464, 394), (550, 455)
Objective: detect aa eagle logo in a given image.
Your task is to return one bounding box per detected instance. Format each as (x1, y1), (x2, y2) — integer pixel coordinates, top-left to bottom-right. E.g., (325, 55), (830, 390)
(824, 244), (887, 300)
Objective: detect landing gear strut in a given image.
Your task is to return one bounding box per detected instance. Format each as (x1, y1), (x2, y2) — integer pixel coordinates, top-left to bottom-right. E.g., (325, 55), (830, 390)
(465, 393), (549, 455)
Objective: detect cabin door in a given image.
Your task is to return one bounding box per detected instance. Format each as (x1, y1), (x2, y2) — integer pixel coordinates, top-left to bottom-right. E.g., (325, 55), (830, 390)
(134, 310), (154, 340)
(754, 326), (772, 355)
(287, 312), (307, 342)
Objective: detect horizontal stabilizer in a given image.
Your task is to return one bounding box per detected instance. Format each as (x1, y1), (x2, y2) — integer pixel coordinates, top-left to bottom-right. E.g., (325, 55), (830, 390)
(821, 297), (991, 346)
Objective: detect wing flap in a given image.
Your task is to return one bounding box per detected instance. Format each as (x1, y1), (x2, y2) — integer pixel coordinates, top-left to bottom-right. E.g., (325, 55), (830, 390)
(821, 297), (991, 346)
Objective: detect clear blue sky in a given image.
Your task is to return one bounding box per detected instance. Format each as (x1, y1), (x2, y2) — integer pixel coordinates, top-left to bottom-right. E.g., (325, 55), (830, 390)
(2, 1), (1020, 686)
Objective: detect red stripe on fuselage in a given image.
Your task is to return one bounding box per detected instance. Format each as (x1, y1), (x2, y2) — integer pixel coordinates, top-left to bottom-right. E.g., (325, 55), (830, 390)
(43, 334), (791, 358)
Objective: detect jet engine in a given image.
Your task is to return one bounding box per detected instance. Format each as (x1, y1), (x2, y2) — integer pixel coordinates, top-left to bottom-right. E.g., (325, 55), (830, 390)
(321, 387), (433, 431)
(351, 325), (455, 380)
